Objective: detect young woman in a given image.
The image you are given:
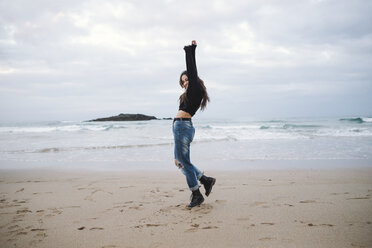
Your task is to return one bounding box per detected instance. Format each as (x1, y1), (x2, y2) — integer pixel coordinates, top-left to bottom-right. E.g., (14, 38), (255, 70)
(173, 40), (216, 209)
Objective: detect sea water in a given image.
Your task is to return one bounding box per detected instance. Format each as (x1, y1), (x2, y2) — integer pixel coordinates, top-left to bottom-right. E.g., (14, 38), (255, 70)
(0, 117), (371, 170)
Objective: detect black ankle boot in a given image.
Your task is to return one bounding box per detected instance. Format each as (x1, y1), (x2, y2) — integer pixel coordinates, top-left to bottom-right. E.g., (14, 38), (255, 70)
(199, 175), (216, 197)
(188, 188), (204, 209)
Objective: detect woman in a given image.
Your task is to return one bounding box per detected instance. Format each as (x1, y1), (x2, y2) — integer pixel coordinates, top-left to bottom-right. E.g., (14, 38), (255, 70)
(173, 40), (216, 209)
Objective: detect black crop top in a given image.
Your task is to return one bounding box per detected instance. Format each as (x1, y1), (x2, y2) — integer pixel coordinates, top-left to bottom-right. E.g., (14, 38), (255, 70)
(178, 44), (204, 117)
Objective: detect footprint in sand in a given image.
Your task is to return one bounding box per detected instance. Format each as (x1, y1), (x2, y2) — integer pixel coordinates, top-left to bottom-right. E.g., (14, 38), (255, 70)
(346, 196), (370, 200)
(186, 223), (218, 232)
(90, 227), (104, 230)
(49, 208), (63, 214)
(129, 206), (142, 210)
(296, 220), (314, 226)
(31, 228), (46, 231)
(260, 222), (275, 226)
(15, 188), (24, 193)
(93, 189), (113, 195)
(320, 224), (334, 227)
(201, 226), (218, 229)
(146, 224), (165, 227)
(259, 237), (276, 241)
(162, 192), (174, 198)
(191, 204), (213, 214)
(132, 223), (166, 229)
(31, 228), (48, 244)
(44, 208), (62, 218)
(158, 204), (187, 214)
(12, 199), (28, 204)
(299, 222), (334, 227)
(299, 200), (316, 203)
(16, 208), (32, 214)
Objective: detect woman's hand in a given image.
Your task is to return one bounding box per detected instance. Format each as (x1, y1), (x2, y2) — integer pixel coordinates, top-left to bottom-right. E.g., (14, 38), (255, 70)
(184, 40), (197, 51)
(174, 159), (183, 169)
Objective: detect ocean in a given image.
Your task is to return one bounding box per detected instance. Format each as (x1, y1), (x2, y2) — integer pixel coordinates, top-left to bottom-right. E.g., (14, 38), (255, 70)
(0, 117), (371, 170)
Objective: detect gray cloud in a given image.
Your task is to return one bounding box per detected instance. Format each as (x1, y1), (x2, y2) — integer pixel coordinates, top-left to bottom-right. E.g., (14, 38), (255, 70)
(1, 0), (371, 121)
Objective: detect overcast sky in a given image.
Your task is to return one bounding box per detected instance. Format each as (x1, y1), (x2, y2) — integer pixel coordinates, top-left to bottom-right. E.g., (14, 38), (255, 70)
(1, 0), (371, 122)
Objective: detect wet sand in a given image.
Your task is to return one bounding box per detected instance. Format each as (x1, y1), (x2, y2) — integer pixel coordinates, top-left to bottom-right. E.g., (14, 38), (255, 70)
(1, 168), (372, 248)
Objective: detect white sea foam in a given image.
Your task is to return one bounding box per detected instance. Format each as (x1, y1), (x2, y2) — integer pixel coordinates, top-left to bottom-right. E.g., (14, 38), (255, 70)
(0, 117), (371, 169)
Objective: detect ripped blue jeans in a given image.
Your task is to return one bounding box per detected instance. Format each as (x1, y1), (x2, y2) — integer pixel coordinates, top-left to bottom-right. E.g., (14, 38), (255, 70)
(172, 119), (203, 191)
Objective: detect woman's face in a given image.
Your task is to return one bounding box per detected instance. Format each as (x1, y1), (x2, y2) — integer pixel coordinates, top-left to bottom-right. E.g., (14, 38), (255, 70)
(181, 74), (189, 89)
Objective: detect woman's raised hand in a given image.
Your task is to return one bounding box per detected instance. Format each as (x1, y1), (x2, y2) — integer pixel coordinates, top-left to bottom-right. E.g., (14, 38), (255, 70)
(184, 40), (197, 50)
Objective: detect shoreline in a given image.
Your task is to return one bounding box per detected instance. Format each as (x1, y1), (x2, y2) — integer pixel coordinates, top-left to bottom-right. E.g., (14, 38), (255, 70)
(1, 158), (372, 171)
(1, 168), (372, 247)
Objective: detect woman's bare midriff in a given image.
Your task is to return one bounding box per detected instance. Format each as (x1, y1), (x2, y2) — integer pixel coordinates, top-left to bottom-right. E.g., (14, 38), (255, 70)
(175, 110), (192, 118)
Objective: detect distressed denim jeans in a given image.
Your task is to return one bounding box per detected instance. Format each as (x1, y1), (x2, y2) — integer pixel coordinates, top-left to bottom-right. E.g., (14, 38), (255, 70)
(172, 119), (203, 191)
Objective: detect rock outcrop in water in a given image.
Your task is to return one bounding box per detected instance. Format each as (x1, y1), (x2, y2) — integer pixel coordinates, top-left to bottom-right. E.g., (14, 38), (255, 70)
(88, 113), (158, 122)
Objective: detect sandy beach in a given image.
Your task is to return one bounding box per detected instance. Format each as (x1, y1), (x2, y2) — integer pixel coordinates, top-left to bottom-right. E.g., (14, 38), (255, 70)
(1, 168), (371, 248)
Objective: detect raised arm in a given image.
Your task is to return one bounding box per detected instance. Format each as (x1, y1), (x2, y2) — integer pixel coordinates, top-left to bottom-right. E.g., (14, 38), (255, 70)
(184, 41), (198, 87)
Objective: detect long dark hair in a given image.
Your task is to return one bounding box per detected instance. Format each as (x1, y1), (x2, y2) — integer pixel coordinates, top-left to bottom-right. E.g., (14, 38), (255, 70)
(179, 70), (210, 111)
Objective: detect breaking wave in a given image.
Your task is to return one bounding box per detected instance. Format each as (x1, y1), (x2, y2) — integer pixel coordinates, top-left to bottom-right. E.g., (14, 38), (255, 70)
(340, 117), (372, 123)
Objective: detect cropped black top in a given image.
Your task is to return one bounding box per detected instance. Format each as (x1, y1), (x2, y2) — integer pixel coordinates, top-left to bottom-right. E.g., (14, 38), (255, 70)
(178, 44), (204, 117)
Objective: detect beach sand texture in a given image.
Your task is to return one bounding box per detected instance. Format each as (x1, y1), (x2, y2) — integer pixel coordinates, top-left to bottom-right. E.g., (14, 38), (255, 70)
(1, 169), (372, 248)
